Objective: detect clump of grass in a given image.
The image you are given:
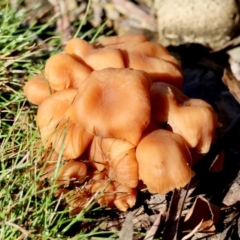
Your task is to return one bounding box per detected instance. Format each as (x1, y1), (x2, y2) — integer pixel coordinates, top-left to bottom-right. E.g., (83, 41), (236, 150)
(0, 1), (121, 239)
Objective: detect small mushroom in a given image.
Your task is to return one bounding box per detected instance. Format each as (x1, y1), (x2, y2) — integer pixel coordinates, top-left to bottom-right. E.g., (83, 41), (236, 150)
(37, 89), (93, 159)
(95, 34), (183, 89)
(91, 180), (116, 207)
(113, 181), (137, 211)
(150, 82), (218, 153)
(89, 136), (138, 188)
(57, 161), (88, 186)
(44, 52), (92, 90)
(24, 74), (54, 105)
(136, 129), (194, 194)
(66, 68), (151, 146)
(65, 38), (125, 69)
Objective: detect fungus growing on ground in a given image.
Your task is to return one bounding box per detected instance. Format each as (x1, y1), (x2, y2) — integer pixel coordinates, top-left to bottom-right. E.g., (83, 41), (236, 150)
(95, 34), (183, 88)
(65, 38), (125, 69)
(66, 68), (152, 146)
(24, 34), (218, 213)
(89, 136), (138, 188)
(24, 74), (53, 105)
(44, 52), (92, 90)
(37, 89), (93, 159)
(150, 82), (218, 154)
(57, 161), (88, 187)
(136, 129), (194, 194)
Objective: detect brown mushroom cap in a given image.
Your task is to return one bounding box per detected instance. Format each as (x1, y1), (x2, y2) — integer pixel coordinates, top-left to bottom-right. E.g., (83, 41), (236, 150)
(24, 74), (54, 105)
(89, 136), (138, 188)
(91, 180), (115, 206)
(65, 38), (125, 69)
(150, 82), (188, 122)
(66, 68), (152, 146)
(150, 82), (217, 153)
(95, 34), (183, 89)
(57, 161), (88, 186)
(37, 89), (93, 159)
(44, 52), (92, 90)
(169, 98), (218, 153)
(113, 181), (137, 211)
(136, 129), (194, 194)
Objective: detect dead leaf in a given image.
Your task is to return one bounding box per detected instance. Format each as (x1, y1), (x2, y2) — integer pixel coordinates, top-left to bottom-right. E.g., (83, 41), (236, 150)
(183, 196), (220, 234)
(144, 211), (164, 240)
(222, 69), (240, 104)
(119, 211), (133, 240)
(163, 189), (189, 240)
(222, 170), (240, 206)
(227, 47), (240, 81)
(182, 220), (203, 240)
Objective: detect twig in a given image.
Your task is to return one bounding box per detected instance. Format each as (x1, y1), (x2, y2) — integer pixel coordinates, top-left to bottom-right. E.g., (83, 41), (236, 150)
(112, 0), (157, 31)
(49, 0), (72, 44)
(162, 188), (189, 240)
(4, 221), (30, 238)
(144, 211), (164, 240)
(212, 35), (240, 53)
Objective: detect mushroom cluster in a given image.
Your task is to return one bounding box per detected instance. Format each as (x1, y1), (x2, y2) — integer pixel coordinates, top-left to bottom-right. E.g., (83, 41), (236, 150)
(24, 34), (218, 213)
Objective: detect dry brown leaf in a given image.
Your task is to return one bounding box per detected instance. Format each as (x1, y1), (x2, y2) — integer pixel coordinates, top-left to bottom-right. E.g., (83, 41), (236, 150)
(144, 211), (164, 240)
(182, 220), (203, 240)
(183, 196), (220, 234)
(222, 69), (240, 104)
(163, 189), (189, 240)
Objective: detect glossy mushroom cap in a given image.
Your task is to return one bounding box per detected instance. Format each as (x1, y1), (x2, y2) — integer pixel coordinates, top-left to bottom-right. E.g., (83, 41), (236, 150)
(57, 161), (88, 186)
(95, 34), (183, 89)
(44, 52), (92, 90)
(65, 38), (125, 69)
(113, 182), (137, 211)
(24, 74), (54, 105)
(37, 89), (93, 159)
(136, 129), (195, 194)
(150, 82), (218, 153)
(89, 136), (138, 188)
(91, 180), (116, 206)
(66, 68), (152, 146)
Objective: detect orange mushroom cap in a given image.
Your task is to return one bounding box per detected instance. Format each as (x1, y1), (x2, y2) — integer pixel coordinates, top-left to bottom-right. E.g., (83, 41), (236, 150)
(65, 38), (125, 69)
(95, 34), (183, 89)
(89, 136), (139, 188)
(37, 89), (93, 159)
(150, 82), (217, 153)
(44, 52), (92, 90)
(136, 129), (195, 194)
(66, 68), (152, 146)
(24, 74), (54, 105)
(113, 181), (137, 211)
(91, 180), (116, 207)
(57, 161), (88, 187)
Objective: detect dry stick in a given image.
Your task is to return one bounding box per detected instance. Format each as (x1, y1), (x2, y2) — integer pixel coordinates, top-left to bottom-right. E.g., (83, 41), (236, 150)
(162, 187), (189, 240)
(144, 211), (164, 240)
(212, 35), (240, 53)
(112, 0), (157, 31)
